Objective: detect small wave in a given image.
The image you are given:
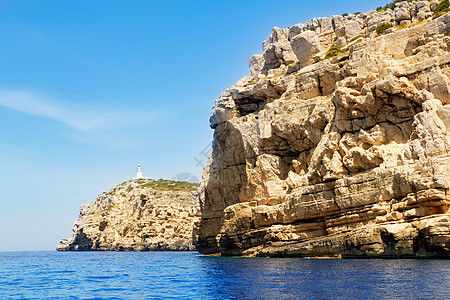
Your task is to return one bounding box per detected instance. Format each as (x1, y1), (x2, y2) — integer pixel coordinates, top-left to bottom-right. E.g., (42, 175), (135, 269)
(46, 270), (76, 274)
(85, 275), (116, 280)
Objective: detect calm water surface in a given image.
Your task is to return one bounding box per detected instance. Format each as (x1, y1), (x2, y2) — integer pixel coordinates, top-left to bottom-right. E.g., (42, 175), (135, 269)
(0, 251), (449, 299)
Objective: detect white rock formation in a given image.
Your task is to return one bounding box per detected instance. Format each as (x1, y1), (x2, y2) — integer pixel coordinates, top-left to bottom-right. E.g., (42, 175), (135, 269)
(195, 2), (450, 258)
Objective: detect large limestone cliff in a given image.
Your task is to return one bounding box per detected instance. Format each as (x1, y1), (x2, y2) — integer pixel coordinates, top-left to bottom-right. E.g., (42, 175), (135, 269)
(194, 1), (450, 257)
(57, 179), (199, 251)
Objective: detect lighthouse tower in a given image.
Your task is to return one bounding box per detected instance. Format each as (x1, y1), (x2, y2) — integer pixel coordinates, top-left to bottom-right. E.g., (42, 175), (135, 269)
(134, 164), (148, 179)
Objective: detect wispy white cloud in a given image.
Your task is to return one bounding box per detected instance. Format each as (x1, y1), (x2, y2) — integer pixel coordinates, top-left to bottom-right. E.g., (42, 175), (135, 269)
(63, 132), (146, 149)
(0, 89), (153, 134)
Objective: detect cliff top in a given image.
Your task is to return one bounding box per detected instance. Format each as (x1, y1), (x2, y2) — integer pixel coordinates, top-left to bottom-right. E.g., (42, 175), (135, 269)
(116, 178), (198, 192)
(240, 0), (448, 88)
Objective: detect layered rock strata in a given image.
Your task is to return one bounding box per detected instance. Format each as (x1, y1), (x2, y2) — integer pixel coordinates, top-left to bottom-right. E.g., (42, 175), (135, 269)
(57, 180), (199, 251)
(194, 2), (450, 257)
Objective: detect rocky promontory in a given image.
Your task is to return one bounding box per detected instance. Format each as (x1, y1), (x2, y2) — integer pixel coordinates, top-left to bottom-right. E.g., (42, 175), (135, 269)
(57, 179), (199, 251)
(194, 1), (450, 257)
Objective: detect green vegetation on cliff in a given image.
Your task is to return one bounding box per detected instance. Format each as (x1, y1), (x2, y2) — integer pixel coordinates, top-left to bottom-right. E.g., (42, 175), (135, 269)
(325, 45), (341, 59)
(137, 179), (198, 192)
(434, 0), (450, 15)
(116, 178), (198, 192)
(377, 0), (449, 16)
(376, 23), (393, 34)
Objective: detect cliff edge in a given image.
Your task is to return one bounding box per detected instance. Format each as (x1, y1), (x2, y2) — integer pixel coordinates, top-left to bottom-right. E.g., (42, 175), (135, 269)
(57, 179), (199, 251)
(194, 1), (450, 257)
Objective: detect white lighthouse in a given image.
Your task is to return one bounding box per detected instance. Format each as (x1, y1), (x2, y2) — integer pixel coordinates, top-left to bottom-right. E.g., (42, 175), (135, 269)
(134, 164), (148, 179)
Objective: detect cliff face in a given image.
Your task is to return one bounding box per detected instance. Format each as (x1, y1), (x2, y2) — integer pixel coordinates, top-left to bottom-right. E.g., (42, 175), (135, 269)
(57, 180), (199, 251)
(194, 1), (450, 257)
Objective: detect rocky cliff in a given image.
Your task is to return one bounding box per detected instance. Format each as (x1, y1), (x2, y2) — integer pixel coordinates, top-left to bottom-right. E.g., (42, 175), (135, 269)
(194, 0), (450, 257)
(57, 179), (199, 251)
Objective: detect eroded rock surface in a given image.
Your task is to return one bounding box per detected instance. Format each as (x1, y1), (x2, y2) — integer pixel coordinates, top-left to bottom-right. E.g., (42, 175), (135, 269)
(57, 180), (199, 251)
(195, 2), (450, 258)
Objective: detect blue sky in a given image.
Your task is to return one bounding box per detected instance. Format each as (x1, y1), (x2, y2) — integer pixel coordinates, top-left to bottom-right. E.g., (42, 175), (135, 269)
(0, 0), (387, 251)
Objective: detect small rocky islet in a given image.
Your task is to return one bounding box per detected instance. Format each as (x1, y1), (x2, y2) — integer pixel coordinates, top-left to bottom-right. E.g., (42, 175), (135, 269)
(59, 0), (450, 258)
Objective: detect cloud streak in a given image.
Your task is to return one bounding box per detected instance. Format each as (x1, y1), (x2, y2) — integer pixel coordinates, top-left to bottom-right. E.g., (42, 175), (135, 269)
(0, 89), (153, 134)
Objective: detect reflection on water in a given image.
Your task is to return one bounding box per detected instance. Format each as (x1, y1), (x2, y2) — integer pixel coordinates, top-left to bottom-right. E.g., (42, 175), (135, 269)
(198, 256), (450, 299)
(0, 251), (448, 299)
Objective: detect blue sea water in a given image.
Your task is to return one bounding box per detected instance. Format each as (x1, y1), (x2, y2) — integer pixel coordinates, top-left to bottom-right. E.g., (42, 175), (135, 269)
(0, 251), (449, 299)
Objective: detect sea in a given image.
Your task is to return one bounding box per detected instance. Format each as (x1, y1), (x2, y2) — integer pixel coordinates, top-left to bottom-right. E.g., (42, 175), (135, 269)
(0, 251), (449, 299)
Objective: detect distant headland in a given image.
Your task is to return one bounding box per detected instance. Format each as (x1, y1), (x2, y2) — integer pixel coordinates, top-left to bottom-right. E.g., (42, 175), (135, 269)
(57, 166), (199, 251)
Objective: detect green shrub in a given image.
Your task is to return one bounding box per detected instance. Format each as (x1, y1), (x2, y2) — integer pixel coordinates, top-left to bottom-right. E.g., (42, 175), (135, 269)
(352, 39), (363, 46)
(434, 0), (450, 15)
(376, 6), (383, 12)
(376, 23), (393, 34)
(354, 12), (361, 15)
(325, 45), (341, 59)
(137, 179), (198, 192)
(342, 13), (349, 17)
